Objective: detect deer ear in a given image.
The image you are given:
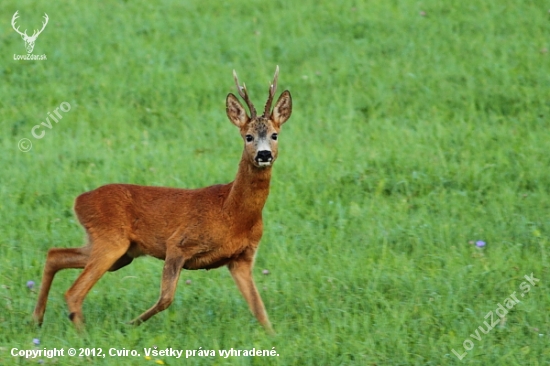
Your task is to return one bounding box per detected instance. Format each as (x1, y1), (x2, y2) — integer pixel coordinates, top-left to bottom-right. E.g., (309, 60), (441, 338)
(226, 93), (249, 128)
(272, 90), (292, 126)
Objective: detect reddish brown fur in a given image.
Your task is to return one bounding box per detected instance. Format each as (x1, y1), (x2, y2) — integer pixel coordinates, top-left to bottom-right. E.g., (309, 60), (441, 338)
(32, 67), (292, 333)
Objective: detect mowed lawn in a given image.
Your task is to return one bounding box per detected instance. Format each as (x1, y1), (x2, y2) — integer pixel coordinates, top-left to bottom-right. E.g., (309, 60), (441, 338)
(1, 0), (549, 364)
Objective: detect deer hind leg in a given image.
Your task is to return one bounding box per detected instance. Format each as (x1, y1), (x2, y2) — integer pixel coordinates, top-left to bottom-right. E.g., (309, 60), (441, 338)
(33, 247), (91, 326)
(228, 255), (274, 334)
(129, 253), (186, 325)
(64, 238), (130, 330)
(108, 254), (134, 272)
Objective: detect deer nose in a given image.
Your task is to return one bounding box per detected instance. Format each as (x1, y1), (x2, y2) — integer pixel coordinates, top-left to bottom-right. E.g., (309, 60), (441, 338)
(256, 150), (273, 163)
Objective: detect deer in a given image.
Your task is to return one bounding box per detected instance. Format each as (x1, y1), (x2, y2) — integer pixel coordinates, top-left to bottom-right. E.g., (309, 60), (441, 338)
(32, 66), (292, 334)
(11, 11), (49, 54)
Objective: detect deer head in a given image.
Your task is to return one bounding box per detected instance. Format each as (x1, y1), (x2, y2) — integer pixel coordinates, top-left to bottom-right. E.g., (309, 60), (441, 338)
(11, 11), (49, 54)
(226, 66), (292, 168)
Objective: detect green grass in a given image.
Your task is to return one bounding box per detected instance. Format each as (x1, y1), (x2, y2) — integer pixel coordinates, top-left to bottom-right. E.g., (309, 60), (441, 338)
(1, 0), (549, 364)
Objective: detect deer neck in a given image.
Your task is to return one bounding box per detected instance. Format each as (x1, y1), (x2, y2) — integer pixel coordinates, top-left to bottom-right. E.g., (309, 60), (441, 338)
(225, 152), (272, 222)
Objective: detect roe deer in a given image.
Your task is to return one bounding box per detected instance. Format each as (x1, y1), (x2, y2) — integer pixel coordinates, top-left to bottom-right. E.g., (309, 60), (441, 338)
(32, 66), (292, 333)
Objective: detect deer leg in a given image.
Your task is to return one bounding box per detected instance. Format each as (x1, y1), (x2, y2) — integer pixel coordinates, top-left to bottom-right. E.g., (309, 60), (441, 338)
(129, 254), (186, 325)
(33, 247), (90, 326)
(64, 240), (130, 330)
(108, 254), (134, 272)
(228, 257), (274, 334)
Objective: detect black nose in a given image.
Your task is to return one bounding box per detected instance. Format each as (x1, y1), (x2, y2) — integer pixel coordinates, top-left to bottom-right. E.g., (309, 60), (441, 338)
(256, 150), (273, 162)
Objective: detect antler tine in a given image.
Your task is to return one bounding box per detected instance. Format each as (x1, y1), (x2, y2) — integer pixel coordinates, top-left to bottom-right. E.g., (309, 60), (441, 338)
(11, 11), (27, 37)
(263, 65), (279, 117)
(233, 69), (257, 118)
(33, 13), (49, 37)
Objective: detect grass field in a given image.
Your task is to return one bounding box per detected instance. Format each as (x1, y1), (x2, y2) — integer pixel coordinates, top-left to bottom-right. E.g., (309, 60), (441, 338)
(1, 0), (549, 364)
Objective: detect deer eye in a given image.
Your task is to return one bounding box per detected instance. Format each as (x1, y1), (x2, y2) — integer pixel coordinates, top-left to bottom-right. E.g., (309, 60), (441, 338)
(245, 135), (254, 143)
(271, 133), (278, 141)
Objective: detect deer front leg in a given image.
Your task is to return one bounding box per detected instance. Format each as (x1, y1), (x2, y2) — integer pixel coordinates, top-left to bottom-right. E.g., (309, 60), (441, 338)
(129, 254), (186, 325)
(228, 254), (274, 334)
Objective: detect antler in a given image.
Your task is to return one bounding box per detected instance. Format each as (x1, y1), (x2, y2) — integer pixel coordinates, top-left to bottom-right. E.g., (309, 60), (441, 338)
(11, 11), (28, 37)
(31, 13), (49, 38)
(263, 65), (279, 117)
(11, 11), (48, 39)
(233, 70), (257, 119)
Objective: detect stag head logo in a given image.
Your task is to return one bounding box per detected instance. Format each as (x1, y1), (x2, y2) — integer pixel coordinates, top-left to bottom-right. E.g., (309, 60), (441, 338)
(11, 11), (49, 54)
